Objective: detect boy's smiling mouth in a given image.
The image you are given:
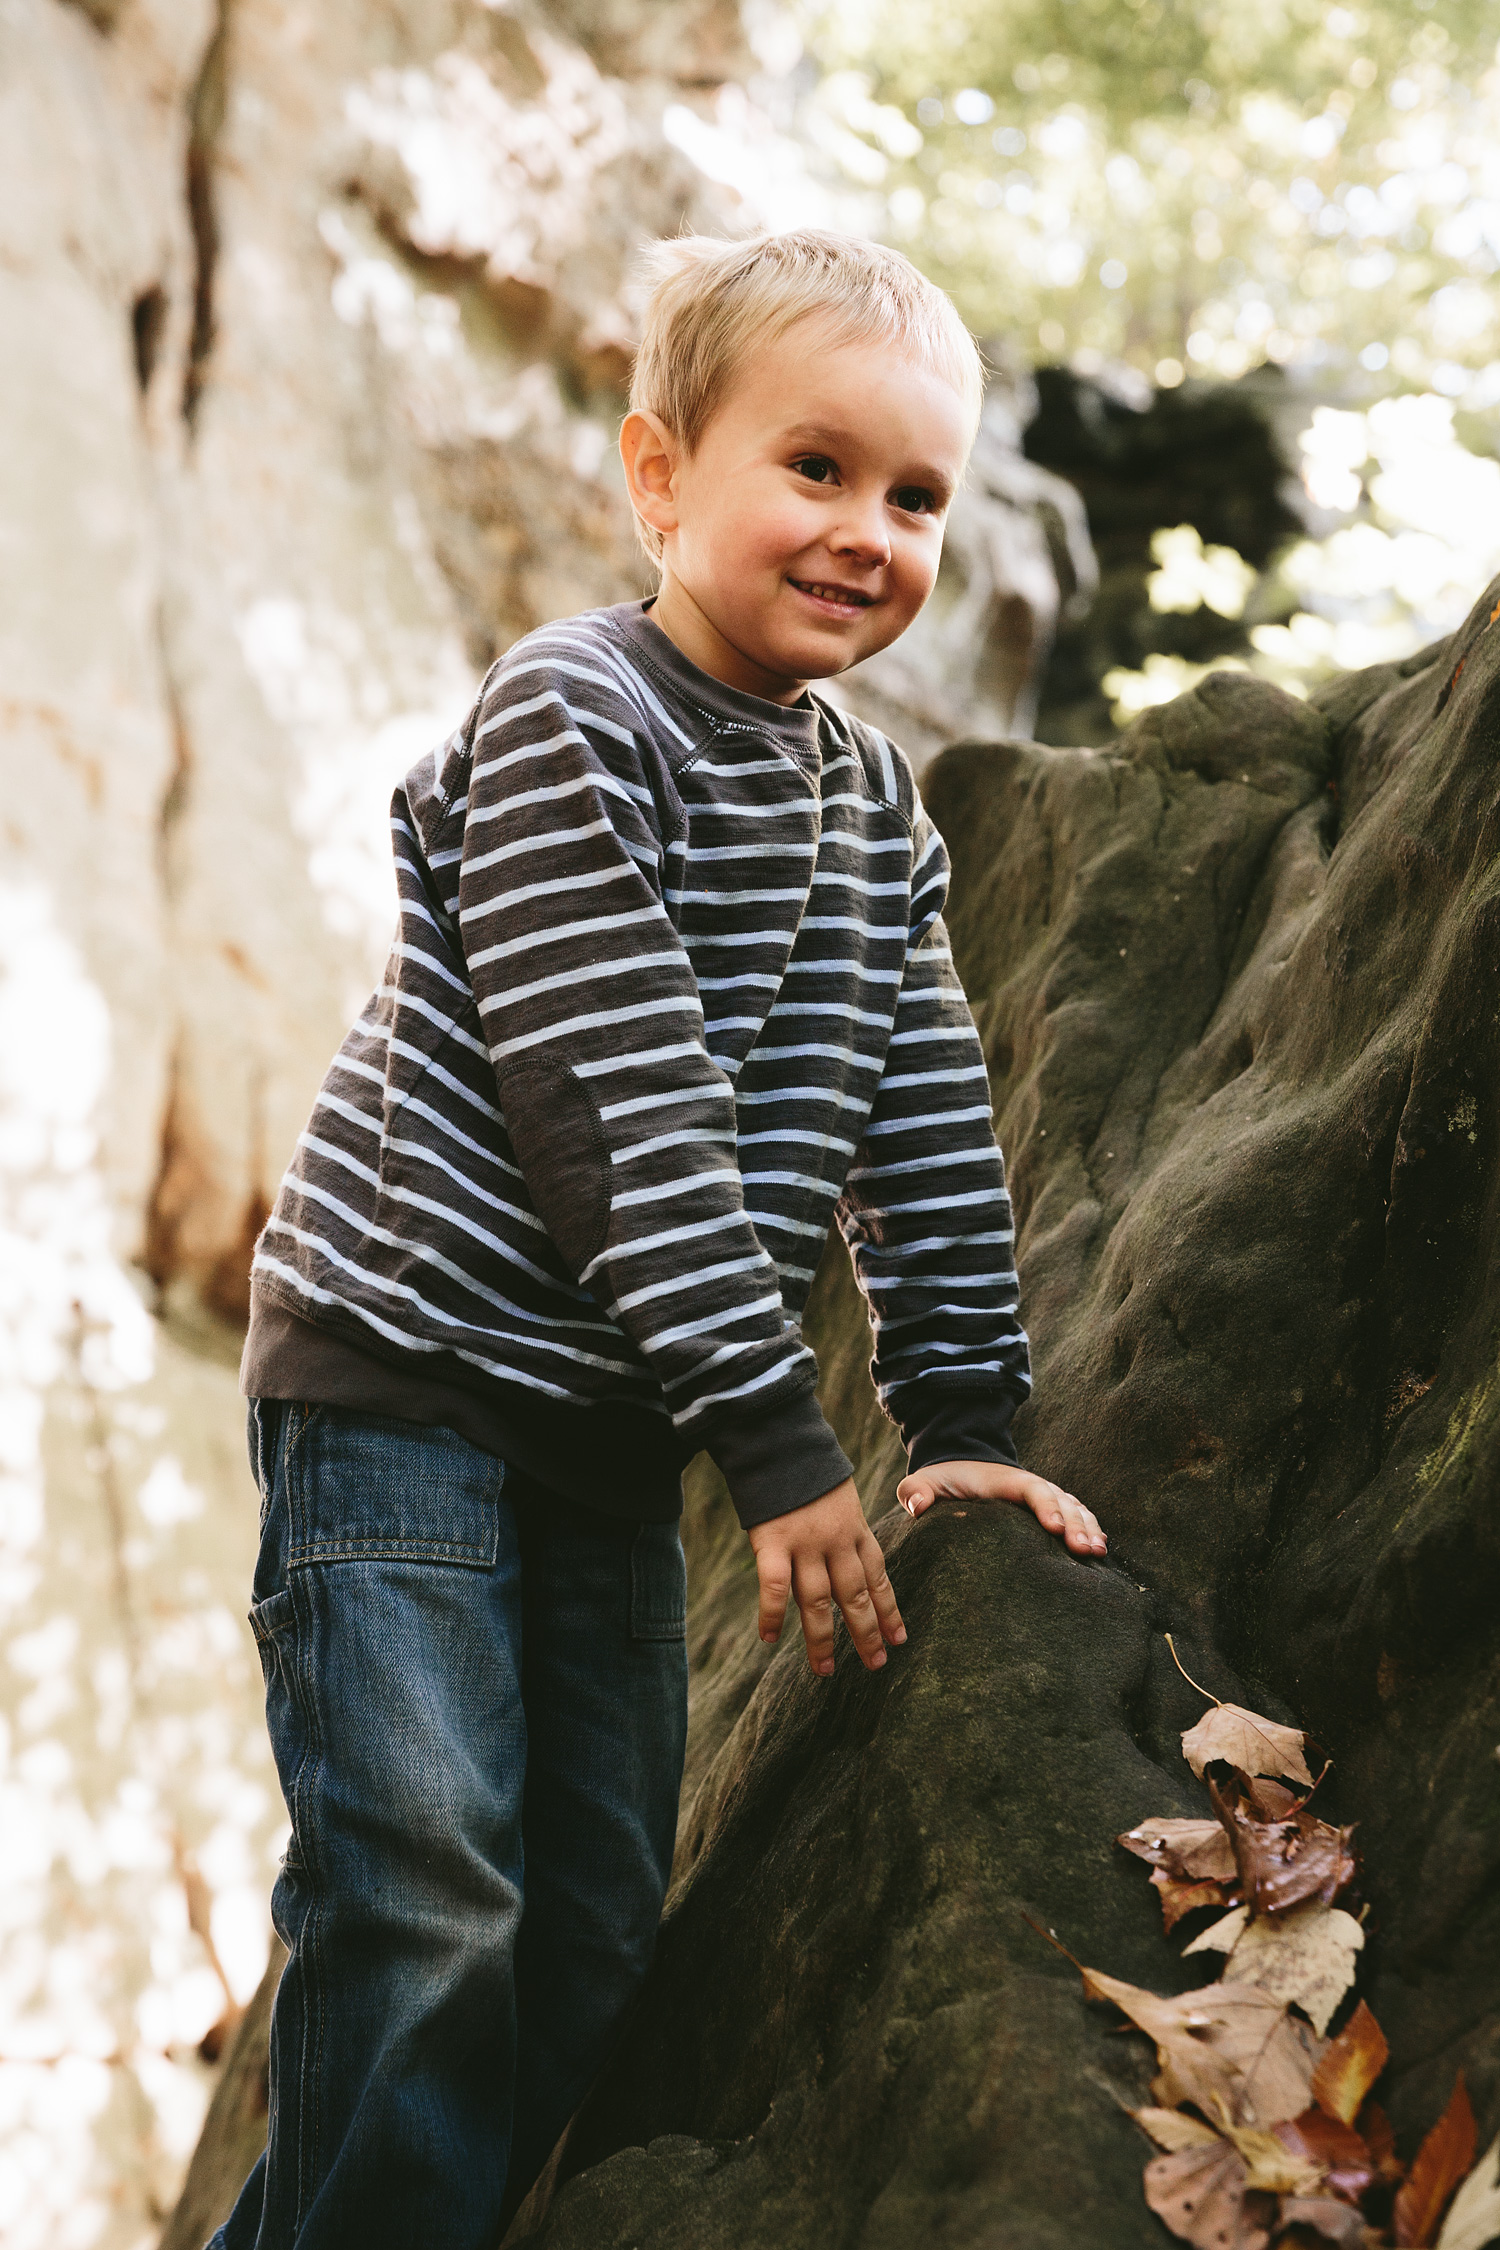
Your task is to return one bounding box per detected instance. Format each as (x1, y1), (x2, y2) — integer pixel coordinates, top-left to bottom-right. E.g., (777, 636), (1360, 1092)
(788, 578), (877, 615)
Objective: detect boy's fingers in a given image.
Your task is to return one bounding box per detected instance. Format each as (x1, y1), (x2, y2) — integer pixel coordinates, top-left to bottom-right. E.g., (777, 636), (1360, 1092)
(856, 1531), (906, 1644)
(828, 1552), (887, 1669)
(1041, 1485), (1107, 1554)
(793, 1559), (837, 1677)
(756, 1547), (793, 1644)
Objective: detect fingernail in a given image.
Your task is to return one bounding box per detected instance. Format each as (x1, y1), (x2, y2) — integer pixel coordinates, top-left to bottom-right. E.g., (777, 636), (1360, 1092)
(892, 1626), (908, 1644)
(870, 1651), (887, 1669)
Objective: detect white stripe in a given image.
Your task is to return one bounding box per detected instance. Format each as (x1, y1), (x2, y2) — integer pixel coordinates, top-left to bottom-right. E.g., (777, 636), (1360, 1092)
(465, 858), (638, 919)
(611, 1127), (735, 1166)
(634, 1294), (784, 1353)
(485, 950), (686, 1014)
(862, 1104), (994, 1137)
(737, 1127), (857, 1153)
(467, 904), (664, 969)
(746, 1042), (883, 1071)
(462, 815), (618, 877)
(608, 1252), (772, 1317)
(487, 994), (702, 1060)
(846, 1148), (997, 1184)
(673, 1356), (807, 1424)
(610, 1165), (737, 1212)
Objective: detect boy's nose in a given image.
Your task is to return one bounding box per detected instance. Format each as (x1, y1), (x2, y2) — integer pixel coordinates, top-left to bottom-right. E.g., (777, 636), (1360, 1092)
(829, 497), (891, 568)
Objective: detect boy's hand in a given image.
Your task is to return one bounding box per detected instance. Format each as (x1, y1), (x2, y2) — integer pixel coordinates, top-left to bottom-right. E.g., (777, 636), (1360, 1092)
(748, 1479), (905, 1679)
(896, 1459), (1107, 1557)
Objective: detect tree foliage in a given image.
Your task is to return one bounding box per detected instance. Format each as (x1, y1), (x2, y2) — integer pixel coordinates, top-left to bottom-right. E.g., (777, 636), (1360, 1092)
(796, 0), (1500, 400)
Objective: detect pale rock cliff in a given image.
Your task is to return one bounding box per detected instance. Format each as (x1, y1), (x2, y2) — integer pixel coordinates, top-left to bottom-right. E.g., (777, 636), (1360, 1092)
(0, 1), (1090, 2237)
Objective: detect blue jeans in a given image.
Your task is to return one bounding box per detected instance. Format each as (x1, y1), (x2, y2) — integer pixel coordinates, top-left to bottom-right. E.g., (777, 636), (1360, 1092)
(211, 1401), (688, 2250)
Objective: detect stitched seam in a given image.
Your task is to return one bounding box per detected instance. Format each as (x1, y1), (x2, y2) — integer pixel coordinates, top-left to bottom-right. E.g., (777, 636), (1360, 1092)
(289, 1539), (496, 1564)
(280, 1458), (326, 2230)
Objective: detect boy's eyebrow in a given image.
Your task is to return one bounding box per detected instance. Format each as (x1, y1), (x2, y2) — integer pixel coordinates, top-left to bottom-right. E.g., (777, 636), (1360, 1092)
(777, 422), (959, 497)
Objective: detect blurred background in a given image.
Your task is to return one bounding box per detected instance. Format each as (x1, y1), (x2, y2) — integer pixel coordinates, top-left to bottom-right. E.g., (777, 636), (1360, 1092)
(3, 0), (1499, 2239)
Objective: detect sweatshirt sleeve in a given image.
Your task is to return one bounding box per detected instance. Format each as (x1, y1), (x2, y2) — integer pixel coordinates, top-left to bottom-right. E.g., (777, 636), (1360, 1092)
(458, 653), (852, 1528)
(835, 805), (1032, 1469)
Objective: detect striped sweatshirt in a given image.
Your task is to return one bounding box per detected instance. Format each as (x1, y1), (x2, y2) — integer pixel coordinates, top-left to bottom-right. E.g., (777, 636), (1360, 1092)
(249, 601), (1031, 1527)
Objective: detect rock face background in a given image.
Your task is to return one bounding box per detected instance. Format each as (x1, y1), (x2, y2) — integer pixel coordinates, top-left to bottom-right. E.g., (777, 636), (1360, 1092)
(2, 0), (1099, 2239)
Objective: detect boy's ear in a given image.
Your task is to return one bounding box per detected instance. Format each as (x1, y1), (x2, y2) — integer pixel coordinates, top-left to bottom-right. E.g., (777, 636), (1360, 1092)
(620, 409), (681, 539)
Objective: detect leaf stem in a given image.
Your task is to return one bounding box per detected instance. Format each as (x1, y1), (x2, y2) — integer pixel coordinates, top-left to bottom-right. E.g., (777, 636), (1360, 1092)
(1164, 1633), (1221, 1705)
(1020, 1911), (1086, 1973)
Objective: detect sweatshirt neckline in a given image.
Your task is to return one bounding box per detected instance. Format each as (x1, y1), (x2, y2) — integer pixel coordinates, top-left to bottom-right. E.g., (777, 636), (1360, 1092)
(606, 600), (824, 763)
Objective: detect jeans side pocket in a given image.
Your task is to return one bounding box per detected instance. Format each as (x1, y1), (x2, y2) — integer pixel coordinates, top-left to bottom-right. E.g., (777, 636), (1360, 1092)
(629, 1521), (687, 1641)
(250, 1585), (296, 1653)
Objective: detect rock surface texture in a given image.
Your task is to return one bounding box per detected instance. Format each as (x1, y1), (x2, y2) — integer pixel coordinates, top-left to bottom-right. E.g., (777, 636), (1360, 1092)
(481, 590), (1500, 2245)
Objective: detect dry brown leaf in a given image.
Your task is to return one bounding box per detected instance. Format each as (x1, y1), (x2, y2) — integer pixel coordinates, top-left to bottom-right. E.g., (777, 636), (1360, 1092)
(1121, 1816), (1239, 1884)
(1241, 1776), (1303, 1821)
(1395, 2073), (1478, 2248)
(1210, 1779), (1358, 1918)
(1276, 2106), (1375, 2201)
(1435, 2132), (1500, 2250)
(1153, 1867), (1240, 1931)
(1144, 2138), (1272, 2250)
(1181, 1705), (1315, 1788)
(1216, 1903), (1364, 2037)
(1083, 1969), (1323, 2129)
(1184, 1905), (1251, 1958)
(1214, 2116), (1324, 2195)
(1135, 2107), (1224, 2152)
(1313, 2002), (1390, 2126)
(1277, 2194), (1367, 2246)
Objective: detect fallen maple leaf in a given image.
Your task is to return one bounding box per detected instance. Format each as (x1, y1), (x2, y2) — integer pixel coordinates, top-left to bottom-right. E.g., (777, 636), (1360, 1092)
(1276, 2105), (1375, 2201)
(1134, 2107), (1223, 2152)
(1214, 2113), (1324, 2195)
(1182, 1901), (1364, 2037)
(1082, 1969), (1323, 2130)
(1180, 1705), (1315, 1789)
(1277, 2193), (1367, 2246)
(1184, 1904), (1250, 1954)
(1240, 1775), (1304, 1822)
(1396, 2075), (1478, 2248)
(1144, 2138), (1272, 2250)
(1313, 2002), (1390, 2126)
(1121, 1817), (1238, 1884)
(1209, 1777), (1358, 1918)
(1435, 2133), (1500, 2250)
(1152, 1867), (1240, 1931)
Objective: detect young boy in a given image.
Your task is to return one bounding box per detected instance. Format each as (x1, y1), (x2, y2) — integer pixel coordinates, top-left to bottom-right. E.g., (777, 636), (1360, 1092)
(214, 229), (1105, 2250)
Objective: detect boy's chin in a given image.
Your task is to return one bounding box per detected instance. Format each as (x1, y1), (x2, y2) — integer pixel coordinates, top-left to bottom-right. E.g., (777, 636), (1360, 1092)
(767, 621), (899, 681)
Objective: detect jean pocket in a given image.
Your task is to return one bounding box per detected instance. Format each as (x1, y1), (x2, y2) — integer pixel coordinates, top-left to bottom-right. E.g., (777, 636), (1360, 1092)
(287, 1407), (503, 1569)
(249, 1586), (296, 1648)
(629, 1521), (687, 1641)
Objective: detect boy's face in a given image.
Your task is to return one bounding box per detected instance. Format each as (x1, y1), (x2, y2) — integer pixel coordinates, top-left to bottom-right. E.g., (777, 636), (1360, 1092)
(622, 321), (972, 705)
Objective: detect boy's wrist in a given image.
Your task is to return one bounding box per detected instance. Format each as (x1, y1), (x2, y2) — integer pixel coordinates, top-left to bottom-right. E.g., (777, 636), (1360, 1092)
(709, 1386), (854, 1530)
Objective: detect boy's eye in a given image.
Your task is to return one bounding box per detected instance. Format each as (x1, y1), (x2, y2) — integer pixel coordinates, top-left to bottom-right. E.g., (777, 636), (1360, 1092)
(792, 455), (839, 485)
(891, 485), (939, 516)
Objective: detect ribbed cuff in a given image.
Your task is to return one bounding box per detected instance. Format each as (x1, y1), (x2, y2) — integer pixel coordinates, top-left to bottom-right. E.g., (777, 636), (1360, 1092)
(905, 1392), (1020, 1476)
(708, 1385), (855, 1529)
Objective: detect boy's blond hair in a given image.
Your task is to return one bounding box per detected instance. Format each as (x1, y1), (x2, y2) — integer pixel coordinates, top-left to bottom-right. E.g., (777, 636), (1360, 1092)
(627, 229), (985, 560)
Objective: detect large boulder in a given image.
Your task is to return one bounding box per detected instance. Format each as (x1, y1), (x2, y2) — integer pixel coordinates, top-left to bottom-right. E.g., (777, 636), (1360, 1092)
(496, 588), (1500, 2243)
